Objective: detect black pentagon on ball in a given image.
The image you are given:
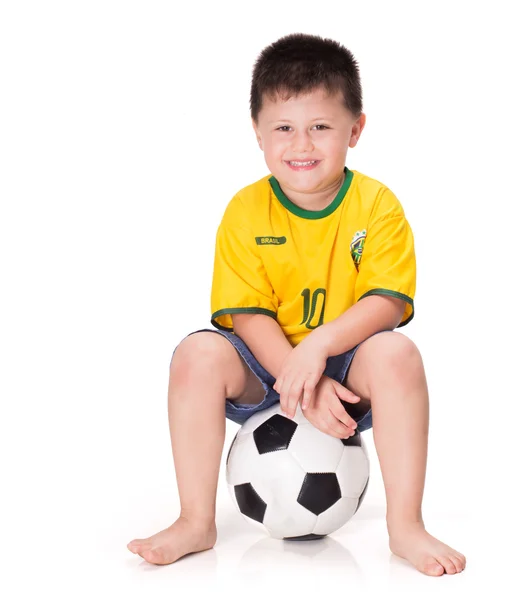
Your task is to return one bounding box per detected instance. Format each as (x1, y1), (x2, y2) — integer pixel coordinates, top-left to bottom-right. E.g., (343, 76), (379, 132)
(253, 414), (298, 454)
(283, 533), (326, 541)
(354, 476), (369, 514)
(234, 482), (267, 523)
(341, 429), (362, 446)
(297, 472), (341, 515)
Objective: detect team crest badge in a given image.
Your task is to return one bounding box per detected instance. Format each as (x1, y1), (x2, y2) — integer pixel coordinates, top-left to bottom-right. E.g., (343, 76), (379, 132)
(350, 229), (366, 271)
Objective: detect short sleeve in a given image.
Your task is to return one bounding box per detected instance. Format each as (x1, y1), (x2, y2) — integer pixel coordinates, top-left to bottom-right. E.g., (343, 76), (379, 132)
(354, 188), (416, 327)
(210, 198), (277, 331)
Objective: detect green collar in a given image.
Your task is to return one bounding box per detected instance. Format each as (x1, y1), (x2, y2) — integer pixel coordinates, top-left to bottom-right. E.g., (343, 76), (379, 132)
(268, 166), (353, 220)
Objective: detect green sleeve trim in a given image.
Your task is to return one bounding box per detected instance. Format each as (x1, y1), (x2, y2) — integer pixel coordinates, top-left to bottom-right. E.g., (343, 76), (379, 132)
(211, 307), (278, 331)
(358, 288), (415, 328)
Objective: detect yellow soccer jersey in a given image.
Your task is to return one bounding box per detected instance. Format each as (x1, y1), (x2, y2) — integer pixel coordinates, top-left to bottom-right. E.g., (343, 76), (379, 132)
(211, 166), (416, 347)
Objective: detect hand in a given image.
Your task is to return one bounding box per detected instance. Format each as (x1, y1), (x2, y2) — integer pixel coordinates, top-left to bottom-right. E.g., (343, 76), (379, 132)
(273, 329), (330, 418)
(301, 375), (361, 439)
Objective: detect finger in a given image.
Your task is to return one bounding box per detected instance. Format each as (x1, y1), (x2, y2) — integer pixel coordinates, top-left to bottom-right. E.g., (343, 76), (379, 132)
(276, 381), (287, 414)
(322, 425), (340, 439)
(330, 420), (356, 439)
(277, 377), (291, 414)
(275, 374), (288, 394)
(331, 416), (356, 438)
(325, 417), (354, 439)
(303, 410), (350, 440)
(332, 380), (361, 404)
(323, 407), (353, 438)
(329, 403), (357, 430)
(286, 378), (304, 418)
(280, 382), (294, 417)
(301, 377), (318, 410)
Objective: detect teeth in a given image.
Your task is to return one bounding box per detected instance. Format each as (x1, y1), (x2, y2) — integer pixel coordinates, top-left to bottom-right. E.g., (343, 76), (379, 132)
(289, 160), (317, 166)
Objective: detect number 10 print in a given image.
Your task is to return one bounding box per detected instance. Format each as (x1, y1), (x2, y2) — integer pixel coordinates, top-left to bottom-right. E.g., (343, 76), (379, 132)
(300, 288), (326, 330)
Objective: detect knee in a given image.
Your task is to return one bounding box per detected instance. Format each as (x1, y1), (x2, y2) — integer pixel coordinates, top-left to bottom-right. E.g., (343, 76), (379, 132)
(369, 331), (423, 376)
(170, 332), (227, 379)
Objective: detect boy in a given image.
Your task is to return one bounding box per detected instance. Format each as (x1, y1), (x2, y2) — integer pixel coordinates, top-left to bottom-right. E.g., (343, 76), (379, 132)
(127, 33), (466, 576)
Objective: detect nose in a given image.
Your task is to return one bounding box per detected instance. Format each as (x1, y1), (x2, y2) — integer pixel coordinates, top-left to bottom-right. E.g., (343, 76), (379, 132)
(291, 129), (315, 154)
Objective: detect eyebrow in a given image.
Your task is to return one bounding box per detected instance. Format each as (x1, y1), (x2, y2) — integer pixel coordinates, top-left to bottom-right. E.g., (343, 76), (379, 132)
(268, 117), (334, 124)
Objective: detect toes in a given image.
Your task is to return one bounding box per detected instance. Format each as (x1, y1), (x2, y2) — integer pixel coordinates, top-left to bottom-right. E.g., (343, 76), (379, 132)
(450, 554), (465, 573)
(127, 542), (142, 553)
(137, 547), (152, 561)
(423, 559), (444, 576)
(437, 556), (457, 575)
(140, 548), (167, 565)
(455, 552), (467, 567)
(134, 542), (152, 557)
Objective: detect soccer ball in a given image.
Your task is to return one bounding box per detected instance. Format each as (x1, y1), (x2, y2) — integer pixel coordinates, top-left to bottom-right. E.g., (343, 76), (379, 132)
(225, 402), (370, 540)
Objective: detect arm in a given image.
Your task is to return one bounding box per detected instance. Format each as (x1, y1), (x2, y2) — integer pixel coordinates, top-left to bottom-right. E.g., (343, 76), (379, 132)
(315, 295), (406, 357)
(233, 313), (293, 379)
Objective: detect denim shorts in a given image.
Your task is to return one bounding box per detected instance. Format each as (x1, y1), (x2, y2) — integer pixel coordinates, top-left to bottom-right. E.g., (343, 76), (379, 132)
(172, 327), (393, 431)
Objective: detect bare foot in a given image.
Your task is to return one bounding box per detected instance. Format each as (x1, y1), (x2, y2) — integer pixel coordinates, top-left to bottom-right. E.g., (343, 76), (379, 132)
(127, 516), (217, 565)
(389, 522), (466, 576)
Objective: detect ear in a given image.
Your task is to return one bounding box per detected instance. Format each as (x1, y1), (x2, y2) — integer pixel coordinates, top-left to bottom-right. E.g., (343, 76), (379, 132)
(350, 113), (367, 148)
(251, 118), (263, 150)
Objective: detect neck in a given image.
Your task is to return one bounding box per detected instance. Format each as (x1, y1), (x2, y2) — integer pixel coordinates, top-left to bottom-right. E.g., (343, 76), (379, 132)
(284, 171), (346, 212)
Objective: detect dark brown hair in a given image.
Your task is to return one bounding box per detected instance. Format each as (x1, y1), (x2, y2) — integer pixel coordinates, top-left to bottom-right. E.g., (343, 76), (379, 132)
(250, 33), (363, 123)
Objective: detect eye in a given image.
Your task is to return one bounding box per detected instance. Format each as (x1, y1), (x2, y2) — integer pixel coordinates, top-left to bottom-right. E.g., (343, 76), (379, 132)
(276, 124), (329, 132)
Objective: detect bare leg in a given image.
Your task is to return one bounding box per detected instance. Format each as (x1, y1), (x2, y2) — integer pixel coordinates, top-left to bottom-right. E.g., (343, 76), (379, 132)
(345, 331), (466, 576)
(127, 332), (264, 565)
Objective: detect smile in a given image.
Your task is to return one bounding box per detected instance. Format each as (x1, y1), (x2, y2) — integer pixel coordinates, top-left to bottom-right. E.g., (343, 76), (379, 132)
(285, 160), (320, 171)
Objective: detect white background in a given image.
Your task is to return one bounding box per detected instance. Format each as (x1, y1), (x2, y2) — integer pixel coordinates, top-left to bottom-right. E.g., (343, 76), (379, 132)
(1, 1), (516, 597)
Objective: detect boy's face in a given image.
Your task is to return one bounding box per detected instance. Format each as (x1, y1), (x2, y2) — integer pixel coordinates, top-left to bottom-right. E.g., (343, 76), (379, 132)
(252, 87), (366, 197)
